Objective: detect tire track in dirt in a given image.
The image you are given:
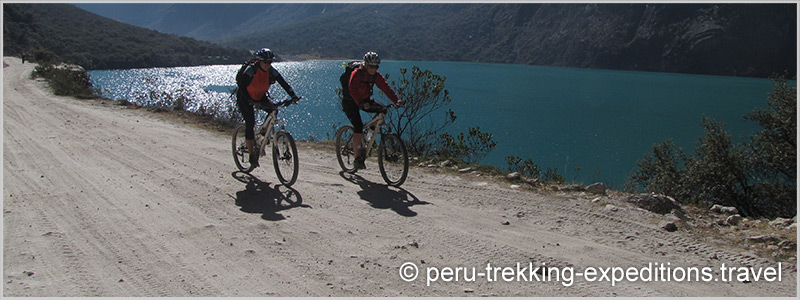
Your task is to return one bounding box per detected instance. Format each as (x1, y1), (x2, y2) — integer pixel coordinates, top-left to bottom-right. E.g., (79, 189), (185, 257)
(414, 178), (796, 296)
(302, 161), (794, 296)
(4, 62), (231, 296)
(5, 121), (225, 296)
(298, 163), (658, 296)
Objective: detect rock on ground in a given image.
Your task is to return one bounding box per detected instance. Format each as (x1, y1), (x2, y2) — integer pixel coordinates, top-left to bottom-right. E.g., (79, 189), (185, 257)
(626, 193), (682, 215)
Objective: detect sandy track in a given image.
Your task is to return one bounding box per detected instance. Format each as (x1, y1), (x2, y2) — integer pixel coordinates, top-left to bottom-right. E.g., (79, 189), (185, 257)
(3, 57), (796, 296)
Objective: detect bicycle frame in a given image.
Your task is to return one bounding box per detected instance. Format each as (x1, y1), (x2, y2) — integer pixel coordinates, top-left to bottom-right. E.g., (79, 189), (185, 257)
(335, 103), (407, 185)
(360, 106), (393, 159)
(252, 99), (292, 157)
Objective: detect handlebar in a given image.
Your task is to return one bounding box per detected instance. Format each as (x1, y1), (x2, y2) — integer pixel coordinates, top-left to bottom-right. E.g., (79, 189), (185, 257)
(270, 96), (301, 107)
(255, 96), (301, 110)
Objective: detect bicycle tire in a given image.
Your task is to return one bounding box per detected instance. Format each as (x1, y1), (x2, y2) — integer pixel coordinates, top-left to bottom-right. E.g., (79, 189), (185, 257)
(335, 125), (357, 173)
(232, 124), (255, 173)
(378, 133), (409, 186)
(272, 130), (299, 186)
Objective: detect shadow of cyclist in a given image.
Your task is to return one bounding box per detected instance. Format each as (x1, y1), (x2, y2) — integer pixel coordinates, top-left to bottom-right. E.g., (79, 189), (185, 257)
(231, 171), (307, 221)
(339, 171), (428, 217)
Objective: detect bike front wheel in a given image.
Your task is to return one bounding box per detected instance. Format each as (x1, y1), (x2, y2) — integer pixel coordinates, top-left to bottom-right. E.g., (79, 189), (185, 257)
(232, 124), (255, 173)
(378, 133), (409, 186)
(272, 130), (299, 186)
(335, 125), (357, 173)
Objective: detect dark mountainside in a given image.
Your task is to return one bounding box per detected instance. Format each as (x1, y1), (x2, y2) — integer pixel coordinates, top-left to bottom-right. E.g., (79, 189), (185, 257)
(80, 3), (796, 78)
(10, 3), (796, 77)
(75, 3), (347, 43)
(70, 3), (170, 29)
(225, 3), (795, 78)
(3, 4), (251, 70)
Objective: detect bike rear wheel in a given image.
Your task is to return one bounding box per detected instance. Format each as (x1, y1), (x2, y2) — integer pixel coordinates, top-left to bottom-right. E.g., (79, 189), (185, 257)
(232, 124), (255, 173)
(378, 133), (409, 186)
(335, 125), (357, 173)
(273, 130), (299, 186)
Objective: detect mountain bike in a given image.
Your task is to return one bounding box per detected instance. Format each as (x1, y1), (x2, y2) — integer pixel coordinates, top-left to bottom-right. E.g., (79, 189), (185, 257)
(232, 96), (300, 186)
(335, 104), (409, 186)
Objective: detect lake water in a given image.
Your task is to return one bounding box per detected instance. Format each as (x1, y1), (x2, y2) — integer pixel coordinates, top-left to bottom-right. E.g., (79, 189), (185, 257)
(88, 61), (784, 187)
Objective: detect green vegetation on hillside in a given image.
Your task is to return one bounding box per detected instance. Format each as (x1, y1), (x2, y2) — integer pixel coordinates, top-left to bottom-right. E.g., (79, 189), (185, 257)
(3, 4), (251, 70)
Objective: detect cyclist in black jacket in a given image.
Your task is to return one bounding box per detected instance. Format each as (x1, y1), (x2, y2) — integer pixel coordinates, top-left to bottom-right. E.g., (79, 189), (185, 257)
(236, 48), (300, 168)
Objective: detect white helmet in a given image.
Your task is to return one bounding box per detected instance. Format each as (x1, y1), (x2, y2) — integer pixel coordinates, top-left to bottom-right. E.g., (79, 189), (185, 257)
(363, 51), (381, 66)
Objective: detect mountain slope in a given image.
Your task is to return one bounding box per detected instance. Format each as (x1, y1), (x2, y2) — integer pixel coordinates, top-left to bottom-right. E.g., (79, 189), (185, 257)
(11, 3), (796, 77)
(3, 4), (251, 70)
(71, 3), (170, 29)
(75, 3), (346, 43)
(222, 3), (795, 78)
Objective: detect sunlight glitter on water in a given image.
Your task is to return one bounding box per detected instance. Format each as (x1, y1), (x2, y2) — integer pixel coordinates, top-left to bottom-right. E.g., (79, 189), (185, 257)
(89, 61), (352, 140)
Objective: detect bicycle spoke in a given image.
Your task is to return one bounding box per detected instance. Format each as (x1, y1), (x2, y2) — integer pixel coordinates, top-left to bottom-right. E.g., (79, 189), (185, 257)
(378, 134), (409, 186)
(335, 126), (357, 173)
(232, 124), (254, 172)
(273, 131), (298, 186)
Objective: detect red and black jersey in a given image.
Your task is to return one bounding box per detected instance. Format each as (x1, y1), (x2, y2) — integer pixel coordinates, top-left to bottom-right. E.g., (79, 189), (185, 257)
(348, 67), (399, 106)
(241, 64), (296, 101)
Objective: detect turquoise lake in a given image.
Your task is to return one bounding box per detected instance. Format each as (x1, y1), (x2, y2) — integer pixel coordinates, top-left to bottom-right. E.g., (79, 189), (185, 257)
(87, 61), (785, 187)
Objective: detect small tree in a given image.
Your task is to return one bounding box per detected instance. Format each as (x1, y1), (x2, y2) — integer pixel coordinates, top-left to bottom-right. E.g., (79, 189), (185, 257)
(627, 139), (687, 198)
(744, 75), (796, 217)
(682, 117), (752, 214)
(386, 66), (456, 155)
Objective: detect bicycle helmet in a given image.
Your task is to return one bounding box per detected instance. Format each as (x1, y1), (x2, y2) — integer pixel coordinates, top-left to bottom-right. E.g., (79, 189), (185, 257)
(256, 48), (275, 61)
(363, 51), (381, 66)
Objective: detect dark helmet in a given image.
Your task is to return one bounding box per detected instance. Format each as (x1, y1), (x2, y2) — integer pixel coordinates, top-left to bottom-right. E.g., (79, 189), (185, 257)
(256, 48), (275, 61)
(363, 51), (381, 66)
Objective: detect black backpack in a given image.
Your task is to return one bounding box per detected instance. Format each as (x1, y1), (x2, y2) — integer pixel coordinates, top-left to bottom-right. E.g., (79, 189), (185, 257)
(340, 61), (362, 99)
(235, 58), (261, 88)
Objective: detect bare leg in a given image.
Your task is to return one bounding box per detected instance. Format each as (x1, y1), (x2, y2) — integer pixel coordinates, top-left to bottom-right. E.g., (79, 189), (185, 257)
(353, 133), (363, 159)
(246, 139), (255, 155)
(246, 139), (258, 167)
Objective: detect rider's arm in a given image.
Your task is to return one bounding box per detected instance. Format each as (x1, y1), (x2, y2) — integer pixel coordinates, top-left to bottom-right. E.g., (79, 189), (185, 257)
(375, 73), (400, 104)
(270, 68), (298, 99)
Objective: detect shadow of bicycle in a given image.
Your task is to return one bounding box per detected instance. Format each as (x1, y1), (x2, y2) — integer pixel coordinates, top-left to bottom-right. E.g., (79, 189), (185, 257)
(339, 171), (429, 217)
(231, 171), (308, 221)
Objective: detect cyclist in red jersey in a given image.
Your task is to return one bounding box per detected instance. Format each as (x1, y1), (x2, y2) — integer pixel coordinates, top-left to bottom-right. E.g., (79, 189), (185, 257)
(342, 51), (404, 170)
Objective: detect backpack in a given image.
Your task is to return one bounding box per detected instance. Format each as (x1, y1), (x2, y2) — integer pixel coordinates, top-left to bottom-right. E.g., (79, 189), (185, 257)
(235, 58), (261, 88)
(340, 61), (362, 99)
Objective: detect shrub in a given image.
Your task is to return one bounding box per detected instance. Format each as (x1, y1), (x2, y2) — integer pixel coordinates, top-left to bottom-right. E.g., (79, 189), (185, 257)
(33, 63), (96, 99)
(438, 127), (497, 164)
(627, 139), (687, 199)
(505, 155), (541, 179)
(627, 76), (796, 218)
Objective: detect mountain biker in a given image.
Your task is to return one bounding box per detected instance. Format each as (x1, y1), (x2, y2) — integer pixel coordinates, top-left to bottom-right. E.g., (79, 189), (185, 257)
(342, 51), (404, 170)
(237, 48), (300, 168)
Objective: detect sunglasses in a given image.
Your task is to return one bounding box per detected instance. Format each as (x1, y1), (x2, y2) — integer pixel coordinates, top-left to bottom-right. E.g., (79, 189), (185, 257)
(367, 65), (379, 70)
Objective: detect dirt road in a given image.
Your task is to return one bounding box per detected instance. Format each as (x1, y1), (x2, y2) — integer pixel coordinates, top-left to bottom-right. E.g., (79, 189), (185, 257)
(3, 57), (796, 297)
